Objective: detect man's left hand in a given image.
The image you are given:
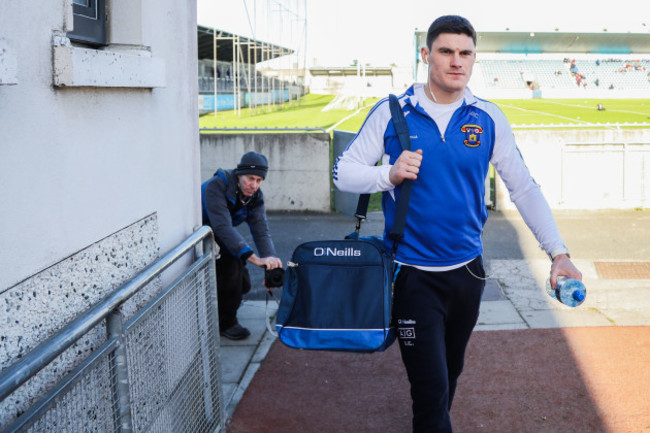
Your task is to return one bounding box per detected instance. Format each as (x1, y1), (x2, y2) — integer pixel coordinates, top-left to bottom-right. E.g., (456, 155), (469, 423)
(549, 254), (582, 289)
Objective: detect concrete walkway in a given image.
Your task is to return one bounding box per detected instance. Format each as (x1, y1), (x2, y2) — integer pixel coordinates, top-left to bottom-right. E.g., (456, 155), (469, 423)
(219, 209), (650, 430)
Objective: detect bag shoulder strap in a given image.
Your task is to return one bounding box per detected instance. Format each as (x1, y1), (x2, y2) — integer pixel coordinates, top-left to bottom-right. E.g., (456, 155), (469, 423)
(354, 94), (413, 253)
(387, 94), (413, 248)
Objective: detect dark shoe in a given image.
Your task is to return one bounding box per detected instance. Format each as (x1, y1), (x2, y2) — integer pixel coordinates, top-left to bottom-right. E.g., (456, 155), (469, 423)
(220, 323), (251, 340)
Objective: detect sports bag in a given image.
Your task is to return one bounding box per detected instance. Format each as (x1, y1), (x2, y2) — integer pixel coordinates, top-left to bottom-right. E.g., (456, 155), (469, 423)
(274, 94), (413, 352)
(275, 236), (394, 352)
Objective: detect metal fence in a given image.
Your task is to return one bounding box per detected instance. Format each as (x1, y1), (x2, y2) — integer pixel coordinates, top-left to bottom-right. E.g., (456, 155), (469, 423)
(198, 75), (304, 95)
(0, 227), (224, 433)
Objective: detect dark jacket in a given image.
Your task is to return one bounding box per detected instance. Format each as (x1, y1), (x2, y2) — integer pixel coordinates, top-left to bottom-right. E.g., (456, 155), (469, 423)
(201, 168), (276, 260)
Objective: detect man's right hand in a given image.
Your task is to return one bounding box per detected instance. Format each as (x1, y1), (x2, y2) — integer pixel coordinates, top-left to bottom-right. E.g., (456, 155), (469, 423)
(389, 149), (423, 186)
(248, 253), (282, 270)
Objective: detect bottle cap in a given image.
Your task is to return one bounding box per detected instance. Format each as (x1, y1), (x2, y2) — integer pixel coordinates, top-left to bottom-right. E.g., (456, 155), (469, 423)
(572, 289), (586, 302)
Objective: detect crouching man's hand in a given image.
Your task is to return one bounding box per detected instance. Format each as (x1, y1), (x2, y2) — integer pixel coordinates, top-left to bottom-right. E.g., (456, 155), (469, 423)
(248, 254), (283, 270)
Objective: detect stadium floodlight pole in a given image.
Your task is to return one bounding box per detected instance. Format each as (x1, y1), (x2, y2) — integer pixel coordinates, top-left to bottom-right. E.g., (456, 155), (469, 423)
(253, 0), (259, 114)
(213, 27), (217, 118)
(234, 34), (239, 116)
(243, 0), (258, 113)
(301, 0), (307, 106)
(233, 34), (236, 115)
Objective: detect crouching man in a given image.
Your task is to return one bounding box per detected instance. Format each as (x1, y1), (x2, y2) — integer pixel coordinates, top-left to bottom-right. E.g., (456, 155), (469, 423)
(202, 151), (282, 340)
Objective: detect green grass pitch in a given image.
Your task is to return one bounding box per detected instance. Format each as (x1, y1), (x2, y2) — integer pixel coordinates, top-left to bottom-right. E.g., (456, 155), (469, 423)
(492, 98), (650, 127)
(200, 94), (650, 133)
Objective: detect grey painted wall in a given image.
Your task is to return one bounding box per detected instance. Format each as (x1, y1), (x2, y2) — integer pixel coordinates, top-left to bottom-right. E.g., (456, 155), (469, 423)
(1, 1), (201, 291)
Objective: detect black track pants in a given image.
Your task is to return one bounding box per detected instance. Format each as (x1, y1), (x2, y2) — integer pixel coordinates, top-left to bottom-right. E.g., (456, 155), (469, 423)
(392, 257), (485, 433)
(215, 249), (251, 331)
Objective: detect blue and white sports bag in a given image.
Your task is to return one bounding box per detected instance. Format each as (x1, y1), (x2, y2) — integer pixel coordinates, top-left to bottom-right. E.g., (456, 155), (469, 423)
(275, 94), (413, 353)
(275, 236), (396, 352)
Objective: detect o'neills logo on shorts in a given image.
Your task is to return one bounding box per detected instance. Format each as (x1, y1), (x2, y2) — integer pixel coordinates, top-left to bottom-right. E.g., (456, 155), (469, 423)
(313, 247), (361, 257)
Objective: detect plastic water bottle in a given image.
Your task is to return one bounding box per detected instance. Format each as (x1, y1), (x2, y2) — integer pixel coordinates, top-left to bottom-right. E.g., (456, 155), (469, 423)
(546, 277), (586, 307)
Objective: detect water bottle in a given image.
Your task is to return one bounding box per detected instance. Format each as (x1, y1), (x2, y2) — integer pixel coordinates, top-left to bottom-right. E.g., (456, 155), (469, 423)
(545, 276), (586, 307)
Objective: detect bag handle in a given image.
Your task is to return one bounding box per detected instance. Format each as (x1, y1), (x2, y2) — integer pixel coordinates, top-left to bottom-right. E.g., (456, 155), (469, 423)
(354, 94), (413, 255)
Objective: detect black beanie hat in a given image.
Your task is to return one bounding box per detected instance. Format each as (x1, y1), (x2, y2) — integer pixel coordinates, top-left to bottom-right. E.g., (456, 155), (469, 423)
(235, 151), (268, 179)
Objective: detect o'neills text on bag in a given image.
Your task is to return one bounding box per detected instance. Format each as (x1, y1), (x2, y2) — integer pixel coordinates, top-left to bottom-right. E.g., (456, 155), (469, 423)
(313, 247), (361, 257)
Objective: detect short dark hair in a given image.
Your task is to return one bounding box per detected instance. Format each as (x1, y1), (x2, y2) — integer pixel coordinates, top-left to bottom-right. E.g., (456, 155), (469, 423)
(426, 15), (477, 49)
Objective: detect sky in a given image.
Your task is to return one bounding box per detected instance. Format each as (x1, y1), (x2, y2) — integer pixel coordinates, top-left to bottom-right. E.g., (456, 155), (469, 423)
(197, 0), (649, 68)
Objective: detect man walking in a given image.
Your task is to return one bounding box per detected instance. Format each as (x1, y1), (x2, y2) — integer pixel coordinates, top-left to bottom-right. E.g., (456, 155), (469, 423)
(202, 151), (282, 340)
(333, 15), (582, 432)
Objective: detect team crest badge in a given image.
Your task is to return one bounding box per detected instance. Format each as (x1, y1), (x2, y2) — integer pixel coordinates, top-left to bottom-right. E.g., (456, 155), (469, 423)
(460, 124), (483, 148)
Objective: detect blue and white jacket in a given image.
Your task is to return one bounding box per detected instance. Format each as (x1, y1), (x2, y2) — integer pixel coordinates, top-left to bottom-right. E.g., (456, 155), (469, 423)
(333, 84), (568, 267)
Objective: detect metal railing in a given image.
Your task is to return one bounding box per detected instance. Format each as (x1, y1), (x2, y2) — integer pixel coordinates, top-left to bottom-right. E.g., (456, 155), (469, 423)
(0, 226), (224, 433)
(198, 75), (302, 94)
(512, 122), (650, 129)
(200, 126), (327, 133)
(560, 141), (650, 206)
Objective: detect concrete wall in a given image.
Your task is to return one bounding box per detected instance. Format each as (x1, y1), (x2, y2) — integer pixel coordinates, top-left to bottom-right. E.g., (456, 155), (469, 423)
(0, 1), (199, 424)
(496, 129), (650, 210)
(200, 132), (331, 212)
(332, 130), (359, 216)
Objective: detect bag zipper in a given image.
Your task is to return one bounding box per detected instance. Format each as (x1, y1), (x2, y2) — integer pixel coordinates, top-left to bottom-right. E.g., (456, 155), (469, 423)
(286, 261), (384, 269)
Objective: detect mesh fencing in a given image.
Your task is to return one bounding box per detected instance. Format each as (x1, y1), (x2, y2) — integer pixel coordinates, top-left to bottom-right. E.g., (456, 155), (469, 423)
(21, 349), (117, 433)
(1, 245), (224, 433)
(125, 258), (222, 433)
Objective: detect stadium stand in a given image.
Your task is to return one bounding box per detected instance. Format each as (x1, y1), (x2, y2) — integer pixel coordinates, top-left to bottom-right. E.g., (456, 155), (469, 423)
(478, 58), (650, 91)
(197, 25), (305, 113)
(415, 31), (650, 99)
(198, 59), (292, 95)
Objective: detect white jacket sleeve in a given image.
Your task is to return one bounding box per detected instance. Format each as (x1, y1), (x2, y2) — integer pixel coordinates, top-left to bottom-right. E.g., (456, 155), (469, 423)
(332, 100), (395, 194)
(490, 109), (569, 258)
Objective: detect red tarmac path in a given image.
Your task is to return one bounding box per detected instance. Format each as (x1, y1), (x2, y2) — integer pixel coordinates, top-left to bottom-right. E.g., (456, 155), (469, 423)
(228, 327), (650, 433)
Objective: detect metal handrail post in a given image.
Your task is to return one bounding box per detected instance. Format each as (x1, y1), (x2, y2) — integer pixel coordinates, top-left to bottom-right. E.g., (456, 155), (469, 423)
(194, 228), (219, 424)
(107, 310), (133, 433)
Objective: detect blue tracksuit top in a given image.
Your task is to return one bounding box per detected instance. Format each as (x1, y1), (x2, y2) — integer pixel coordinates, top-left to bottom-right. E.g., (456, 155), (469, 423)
(333, 84), (568, 266)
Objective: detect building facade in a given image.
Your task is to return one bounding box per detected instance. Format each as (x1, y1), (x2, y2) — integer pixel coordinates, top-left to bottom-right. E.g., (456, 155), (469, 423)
(0, 1), (200, 425)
